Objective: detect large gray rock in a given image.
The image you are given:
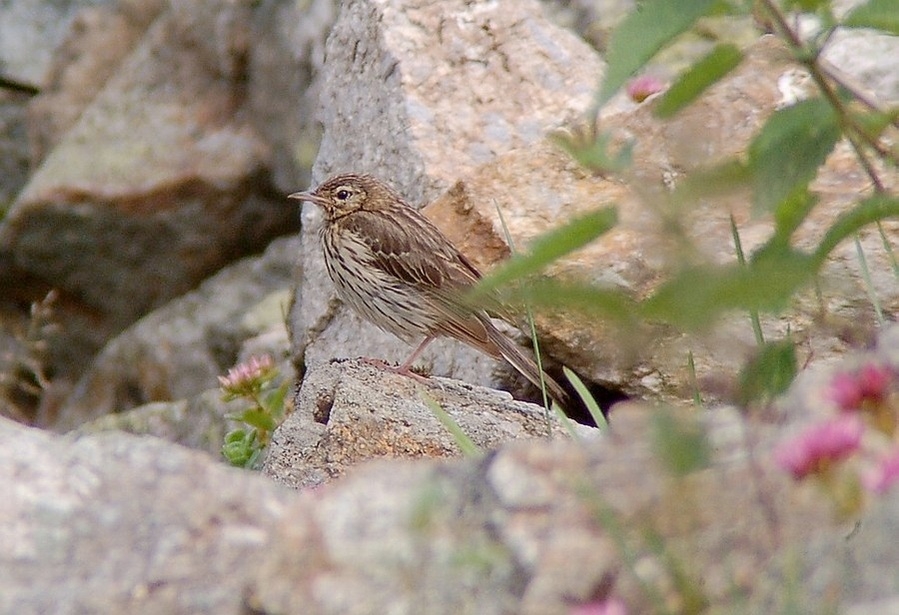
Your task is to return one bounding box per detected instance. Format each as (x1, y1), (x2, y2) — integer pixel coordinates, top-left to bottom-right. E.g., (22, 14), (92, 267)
(0, 0), (113, 88)
(290, 0), (604, 397)
(54, 235), (298, 431)
(4, 384), (899, 613)
(262, 358), (581, 489)
(0, 0), (335, 380)
(0, 416), (292, 614)
(413, 35), (899, 404)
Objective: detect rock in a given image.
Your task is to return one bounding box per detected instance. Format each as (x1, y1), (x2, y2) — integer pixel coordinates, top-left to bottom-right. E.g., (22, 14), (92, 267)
(421, 35), (899, 403)
(53, 235), (298, 431)
(262, 358), (585, 489)
(5, 384), (899, 613)
(0, 0), (109, 88)
(290, 0), (604, 399)
(0, 0), (333, 380)
(25, 0), (165, 164)
(0, 415), (292, 614)
(0, 90), (32, 210)
(72, 389), (240, 457)
(246, 0), (337, 193)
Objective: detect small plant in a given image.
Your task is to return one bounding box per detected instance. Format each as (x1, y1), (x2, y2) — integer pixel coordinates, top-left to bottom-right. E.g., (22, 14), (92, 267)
(0, 289), (58, 424)
(219, 355), (290, 469)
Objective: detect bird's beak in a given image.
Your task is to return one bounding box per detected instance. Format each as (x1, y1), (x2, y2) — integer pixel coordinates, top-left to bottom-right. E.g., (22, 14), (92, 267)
(287, 191), (327, 207)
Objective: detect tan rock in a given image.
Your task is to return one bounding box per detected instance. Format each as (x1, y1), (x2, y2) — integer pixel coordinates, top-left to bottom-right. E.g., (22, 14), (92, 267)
(291, 0), (605, 398)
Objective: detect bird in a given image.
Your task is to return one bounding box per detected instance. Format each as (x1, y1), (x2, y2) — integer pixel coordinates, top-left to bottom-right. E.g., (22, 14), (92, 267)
(289, 173), (568, 407)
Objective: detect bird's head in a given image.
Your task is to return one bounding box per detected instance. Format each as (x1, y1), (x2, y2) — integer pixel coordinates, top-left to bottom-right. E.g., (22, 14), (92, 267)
(289, 174), (398, 219)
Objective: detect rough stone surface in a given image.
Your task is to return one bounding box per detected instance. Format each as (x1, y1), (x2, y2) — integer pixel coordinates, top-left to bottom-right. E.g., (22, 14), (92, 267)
(290, 0), (604, 398)
(25, 0), (165, 164)
(0, 0), (329, 380)
(423, 35), (899, 403)
(0, 416), (292, 615)
(5, 379), (899, 613)
(72, 389), (241, 457)
(0, 0), (112, 88)
(262, 358), (580, 489)
(54, 235), (298, 431)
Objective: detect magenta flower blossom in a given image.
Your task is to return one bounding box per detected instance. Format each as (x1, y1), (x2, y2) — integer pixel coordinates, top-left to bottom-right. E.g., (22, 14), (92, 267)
(863, 449), (899, 495)
(775, 415), (864, 479)
(830, 371), (864, 412)
(626, 75), (665, 103)
(570, 597), (627, 615)
(857, 362), (891, 401)
(829, 362), (893, 411)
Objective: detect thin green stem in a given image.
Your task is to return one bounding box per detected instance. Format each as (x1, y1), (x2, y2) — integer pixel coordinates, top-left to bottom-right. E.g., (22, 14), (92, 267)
(494, 201), (554, 435)
(854, 234), (885, 326)
(876, 220), (899, 280)
(730, 214), (765, 345)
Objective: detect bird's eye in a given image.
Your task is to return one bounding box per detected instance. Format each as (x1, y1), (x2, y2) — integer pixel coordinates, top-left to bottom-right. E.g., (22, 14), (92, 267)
(335, 189), (351, 200)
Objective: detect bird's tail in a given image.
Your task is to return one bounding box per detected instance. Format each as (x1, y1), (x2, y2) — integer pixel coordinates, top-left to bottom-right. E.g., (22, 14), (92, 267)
(484, 323), (570, 409)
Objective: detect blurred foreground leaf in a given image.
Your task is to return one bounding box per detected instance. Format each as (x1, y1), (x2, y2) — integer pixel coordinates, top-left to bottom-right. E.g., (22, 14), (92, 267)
(737, 339), (798, 405)
(654, 43), (743, 118)
(474, 207), (618, 297)
(598, 0), (718, 105)
(815, 195), (899, 263)
(748, 98), (840, 214)
(652, 409), (711, 477)
(552, 129), (633, 175)
(843, 0), (899, 35)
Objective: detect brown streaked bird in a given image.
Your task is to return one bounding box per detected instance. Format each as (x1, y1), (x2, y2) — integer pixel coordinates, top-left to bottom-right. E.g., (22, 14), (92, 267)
(289, 173), (568, 406)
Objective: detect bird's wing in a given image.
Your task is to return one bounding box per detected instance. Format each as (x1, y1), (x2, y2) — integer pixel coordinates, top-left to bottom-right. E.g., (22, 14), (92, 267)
(343, 208), (481, 292)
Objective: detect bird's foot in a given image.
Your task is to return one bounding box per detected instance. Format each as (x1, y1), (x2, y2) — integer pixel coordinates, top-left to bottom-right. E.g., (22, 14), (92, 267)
(360, 357), (431, 384)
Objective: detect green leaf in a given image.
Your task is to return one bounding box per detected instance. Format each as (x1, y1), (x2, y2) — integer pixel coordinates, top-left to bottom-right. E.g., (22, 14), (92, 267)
(783, 0), (831, 11)
(772, 187), (818, 245)
(552, 130), (633, 174)
(814, 195), (899, 264)
(497, 277), (639, 326)
(238, 408), (277, 432)
(748, 98), (840, 214)
(262, 380), (290, 421)
(737, 339), (797, 405)
(651, 409), (711, 477)
(473, 208), (618, 296)
(851, 105), (899, 141)
(642, 257), (814, 329)
(563, 366), (608, 429)
(843, 0), (899, 35)
(669, 159), (751, 208)
(222, 429), (259, 467)
(654, 44), (743, 118)
(598, 0), (718, 105)
(420, 392), (480, 457)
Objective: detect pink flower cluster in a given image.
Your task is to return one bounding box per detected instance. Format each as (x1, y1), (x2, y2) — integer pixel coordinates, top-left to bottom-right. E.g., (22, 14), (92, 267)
(775, 360), (899, 495)
(829, 362), (891, 411)
(774, 415), (863, 479)
(218, 355), (276, 396)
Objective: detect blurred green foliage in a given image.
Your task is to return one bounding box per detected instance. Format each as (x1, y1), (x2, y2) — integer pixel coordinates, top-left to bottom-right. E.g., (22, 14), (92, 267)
(477, 0), (899, 411)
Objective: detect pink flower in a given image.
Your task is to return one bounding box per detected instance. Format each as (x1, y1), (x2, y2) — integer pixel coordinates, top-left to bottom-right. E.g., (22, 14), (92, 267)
(218, 355), (276, 397)
(830, 371), (864, 412)
(626, 75), (665, 103)
(775, 415), (864, 479)
(863, 449), (899, 495)
(857, 362), (891, 401)
(829, 362), (893, 411)
(570, 597), (627, 615)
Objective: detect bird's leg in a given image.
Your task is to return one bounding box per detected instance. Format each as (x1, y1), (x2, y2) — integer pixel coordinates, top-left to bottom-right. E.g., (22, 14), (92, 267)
(362, 336), (434, 383)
